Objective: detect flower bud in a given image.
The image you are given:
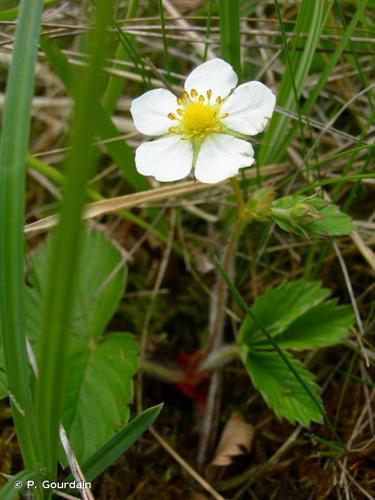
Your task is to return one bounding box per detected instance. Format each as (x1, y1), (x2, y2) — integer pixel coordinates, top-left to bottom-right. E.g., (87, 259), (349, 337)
(246, 188), (276, 221)
(290, 202), (323, 225)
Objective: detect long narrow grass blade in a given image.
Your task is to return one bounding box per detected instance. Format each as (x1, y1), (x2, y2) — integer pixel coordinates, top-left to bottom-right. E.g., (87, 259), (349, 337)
(158, 0), (171, 79)
(0, 0), (44, 470)
(40, 36), (149, 192)
(259, 0), (328, 165)
(102, 0), (140, 113)
(219, 0), (241, 76)
(277, 0), (369, 164)
(74, 404), (163, 482)
(35, 0), (115, 479)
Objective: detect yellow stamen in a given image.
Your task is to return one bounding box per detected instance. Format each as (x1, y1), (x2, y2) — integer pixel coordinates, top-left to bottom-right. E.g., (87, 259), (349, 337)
(181, 102), (216, 132)
(167, 92), (227, 139)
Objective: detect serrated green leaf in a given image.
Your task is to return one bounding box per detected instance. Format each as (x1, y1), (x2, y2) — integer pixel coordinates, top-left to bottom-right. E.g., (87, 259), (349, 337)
(276, 300), (353, 350)
(62, 332), (139, 463)
(242, 350), (323, 426)
(29, 230), (126, 339)
(238, 280), (330, 345)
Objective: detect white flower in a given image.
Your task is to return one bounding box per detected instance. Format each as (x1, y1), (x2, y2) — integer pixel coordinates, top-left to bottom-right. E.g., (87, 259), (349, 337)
(130, 58), (276, 184)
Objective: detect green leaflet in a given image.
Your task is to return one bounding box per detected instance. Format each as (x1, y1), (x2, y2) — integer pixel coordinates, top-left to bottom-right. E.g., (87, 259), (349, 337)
(29, 230), (126, 339)
(276, 300), (354, 350)
(21, 229), (138, 464)
(63, 332), (139, 463)
(238, 280), (330, 344)
(237, 280), (353, 426)
(242, 350), (323, 426)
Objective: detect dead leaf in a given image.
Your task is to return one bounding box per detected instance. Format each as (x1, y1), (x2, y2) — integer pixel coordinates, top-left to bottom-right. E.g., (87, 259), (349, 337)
(210, 412), (254, 467)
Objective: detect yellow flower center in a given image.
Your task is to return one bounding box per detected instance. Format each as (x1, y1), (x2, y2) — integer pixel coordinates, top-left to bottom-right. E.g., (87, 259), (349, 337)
(167, 89), (228, 139)
(182, 102), (217, 132)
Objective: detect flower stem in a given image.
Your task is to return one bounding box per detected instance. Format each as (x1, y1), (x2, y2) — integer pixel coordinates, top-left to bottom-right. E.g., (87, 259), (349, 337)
(230, 177), (248, 221)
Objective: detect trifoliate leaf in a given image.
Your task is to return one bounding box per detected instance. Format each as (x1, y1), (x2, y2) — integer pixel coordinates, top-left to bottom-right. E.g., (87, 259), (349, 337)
(62, 332), (139, 463)
(238, 280), (330, 345)
(270, 195), (354, 237)
(241, 349), (323, 426)
(276, 300), (353, 350)
(29, 229), (126, 339)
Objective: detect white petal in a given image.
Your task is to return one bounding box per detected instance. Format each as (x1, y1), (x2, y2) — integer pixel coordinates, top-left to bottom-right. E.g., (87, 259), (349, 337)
(194, 134), (254, 184)
(221, 81), (276, 135)
(135, 135), (193, 182)
(130, 88), (178, 136)
(184, 58), (238, 101)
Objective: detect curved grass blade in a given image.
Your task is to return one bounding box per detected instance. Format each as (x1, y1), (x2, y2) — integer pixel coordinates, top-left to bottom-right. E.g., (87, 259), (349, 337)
(276, 0), (369, 165)
(0, 0), (44, 471)
(67, 404), (163, 483)
(35, 0), (115, 480)
(259, 0), (328, 165)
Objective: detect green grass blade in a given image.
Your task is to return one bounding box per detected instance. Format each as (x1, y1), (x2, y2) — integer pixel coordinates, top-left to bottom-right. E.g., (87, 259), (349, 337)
(78, 404), (163, 482)
(219, 0), (241, 76)
(41, 35), (168, 235)
(259, 0), (328, 165)
(40, 36), (149, 192)
(203, 0), (213, 61)
(35, 1), (115, 479)
(158, 0), (170, 79)
(279, 0), (369, 164)
(0, 0), (44, 470)
(102, 1), (140, 113)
